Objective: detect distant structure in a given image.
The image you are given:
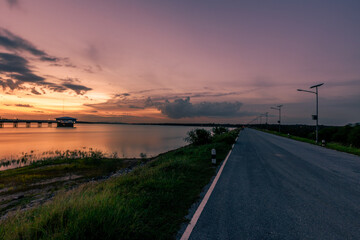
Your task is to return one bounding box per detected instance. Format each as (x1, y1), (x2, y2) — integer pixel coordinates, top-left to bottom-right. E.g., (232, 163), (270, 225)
(55, 117), (77, 128)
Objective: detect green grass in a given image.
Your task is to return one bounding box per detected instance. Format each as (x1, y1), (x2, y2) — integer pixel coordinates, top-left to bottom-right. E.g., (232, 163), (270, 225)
(259, 129), (360, 156)
(0, 130), (239, 240)
(0, 156), (142, 217)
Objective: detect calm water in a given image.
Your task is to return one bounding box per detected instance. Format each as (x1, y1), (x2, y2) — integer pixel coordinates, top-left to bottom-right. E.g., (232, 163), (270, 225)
(0, 124), (204, 170)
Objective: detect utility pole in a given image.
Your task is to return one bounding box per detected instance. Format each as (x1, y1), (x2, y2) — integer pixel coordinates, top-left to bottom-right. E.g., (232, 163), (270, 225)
(271, 105), (283, 132)
(265, 112), (268, 125)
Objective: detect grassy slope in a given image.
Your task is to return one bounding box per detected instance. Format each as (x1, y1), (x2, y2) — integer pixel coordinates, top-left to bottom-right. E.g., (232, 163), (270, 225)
(0, 157), (140, 217)
(259, 129), (360, 156)
(0, 157), (131, 190)
(0, 130), (239, 240)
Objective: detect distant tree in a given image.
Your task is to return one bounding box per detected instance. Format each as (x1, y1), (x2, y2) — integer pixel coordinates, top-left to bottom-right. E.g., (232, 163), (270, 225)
(332, 125), (352, 144)
(185, 129), (212, 145)
(319, 127), (338, 142)
(348, 125), (360, 148)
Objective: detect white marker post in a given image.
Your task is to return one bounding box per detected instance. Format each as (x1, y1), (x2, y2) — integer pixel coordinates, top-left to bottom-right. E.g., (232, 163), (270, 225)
(211, 148), (216, 164)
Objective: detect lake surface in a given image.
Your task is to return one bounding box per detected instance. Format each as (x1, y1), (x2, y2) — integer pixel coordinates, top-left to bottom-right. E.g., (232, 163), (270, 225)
(0, 124), (205, 170)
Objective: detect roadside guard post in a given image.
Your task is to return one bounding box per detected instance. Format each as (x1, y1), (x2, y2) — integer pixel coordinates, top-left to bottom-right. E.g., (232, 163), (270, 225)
(322, 140), (326, 147)
(211, 149), (216, 164)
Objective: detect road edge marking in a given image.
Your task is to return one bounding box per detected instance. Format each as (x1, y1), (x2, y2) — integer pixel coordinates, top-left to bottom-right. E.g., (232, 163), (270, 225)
(180, 137), (237, 240)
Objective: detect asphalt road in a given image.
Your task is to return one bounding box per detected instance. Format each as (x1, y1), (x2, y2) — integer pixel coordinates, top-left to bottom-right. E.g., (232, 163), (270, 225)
(188, 128), (360, 239)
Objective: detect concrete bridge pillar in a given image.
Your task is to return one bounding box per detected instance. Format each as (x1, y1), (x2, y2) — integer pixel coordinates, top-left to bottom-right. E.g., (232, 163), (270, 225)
(48, 122), (52, 127)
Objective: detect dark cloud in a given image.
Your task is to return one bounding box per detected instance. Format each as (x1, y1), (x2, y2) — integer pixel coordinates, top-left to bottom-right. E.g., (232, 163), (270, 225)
(0, 78), (23, 91)
(61, 77), (81, 84)
(0, 52), (29, 74)
(0, 52), (45, 84)
(42, 81), (67, 93)
(0, 52), (92, 95)
(156, 97), (246, 119)
(0, 29), (93, 95)
(85, 93), (253, 120)
(0, 28), (47, 57)
(15, 104), (33, 108)
(6, 0), (20, 9)
(40, 56), (60, 62)
(62, 83), (92, 95)
(114, 93), (131, 98)
(31, 88), (41, 95)
(0, 28), (70, 66)
(128, 105), (145, 109)
(13, 73), (45, 82)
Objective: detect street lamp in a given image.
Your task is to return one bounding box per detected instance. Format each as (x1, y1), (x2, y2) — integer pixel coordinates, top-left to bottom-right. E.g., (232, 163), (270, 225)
(270, 105), (283, 132)
(265, 112), (268, 125)
(297, 83), (324, 144)
(260, 112), (269, 125)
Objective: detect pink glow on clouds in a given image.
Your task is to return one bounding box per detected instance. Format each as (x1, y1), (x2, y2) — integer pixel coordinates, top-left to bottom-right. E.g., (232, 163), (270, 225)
(0, 0), (359, 124)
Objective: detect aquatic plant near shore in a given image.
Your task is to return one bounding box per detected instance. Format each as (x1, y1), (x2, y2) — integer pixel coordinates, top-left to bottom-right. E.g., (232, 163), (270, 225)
(0, 149), (120, 170)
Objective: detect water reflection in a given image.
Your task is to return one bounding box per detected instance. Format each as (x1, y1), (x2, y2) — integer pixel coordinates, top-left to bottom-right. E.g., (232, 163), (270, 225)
(0, 124), (206, 170)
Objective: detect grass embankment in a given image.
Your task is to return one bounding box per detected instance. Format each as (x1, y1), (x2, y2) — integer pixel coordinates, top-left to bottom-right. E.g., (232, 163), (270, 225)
(260, 129), (360, 156)
(0, 129), (239, 240)
(0, 156), (142, 218)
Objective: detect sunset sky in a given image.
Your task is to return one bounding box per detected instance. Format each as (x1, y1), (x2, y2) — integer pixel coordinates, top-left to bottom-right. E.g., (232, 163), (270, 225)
(0, 0), (359, 125)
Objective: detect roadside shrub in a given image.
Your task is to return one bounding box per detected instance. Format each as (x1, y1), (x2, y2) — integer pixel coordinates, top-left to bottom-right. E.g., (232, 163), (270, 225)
(212, 126), (229, 136)
(319, 127), (338, 142)
(348, 125), (360, 148)
(185, 129), (212, 145)
(332, 125), (352, 145)
(213, 133), (234, 145)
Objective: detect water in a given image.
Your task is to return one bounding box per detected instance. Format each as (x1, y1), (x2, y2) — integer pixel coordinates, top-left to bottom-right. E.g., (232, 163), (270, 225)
(0, 124), (205, 170)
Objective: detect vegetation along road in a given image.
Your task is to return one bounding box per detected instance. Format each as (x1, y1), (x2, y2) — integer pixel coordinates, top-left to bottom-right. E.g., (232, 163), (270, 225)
(187, 128), (360, 239)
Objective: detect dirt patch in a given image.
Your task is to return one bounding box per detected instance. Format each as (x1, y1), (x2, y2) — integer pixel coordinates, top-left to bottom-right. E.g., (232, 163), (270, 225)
(0, 158), (148, 221)
(30, 174), (82, 186)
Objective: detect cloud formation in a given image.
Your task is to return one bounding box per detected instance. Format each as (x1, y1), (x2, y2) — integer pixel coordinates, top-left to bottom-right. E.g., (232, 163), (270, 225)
(0, 29), (92, 95)
(156, 97), (246, 119)
(0, 28), (57, 61)
(62, 83), (92, 95)
(86, 94), (254, 119)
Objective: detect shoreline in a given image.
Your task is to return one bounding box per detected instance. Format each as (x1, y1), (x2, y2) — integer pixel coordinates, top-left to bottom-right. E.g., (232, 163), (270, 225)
(0, 129), (239, 239)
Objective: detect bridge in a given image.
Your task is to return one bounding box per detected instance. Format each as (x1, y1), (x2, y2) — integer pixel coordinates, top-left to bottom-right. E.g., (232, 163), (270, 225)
(0, 117), (76, 128)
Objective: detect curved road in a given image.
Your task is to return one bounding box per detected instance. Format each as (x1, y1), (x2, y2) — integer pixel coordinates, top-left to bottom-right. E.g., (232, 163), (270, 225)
(188, 128), (360, 239)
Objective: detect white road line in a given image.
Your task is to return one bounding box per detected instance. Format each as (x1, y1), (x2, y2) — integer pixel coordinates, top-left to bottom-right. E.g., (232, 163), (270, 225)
(180, 143), (236, 240)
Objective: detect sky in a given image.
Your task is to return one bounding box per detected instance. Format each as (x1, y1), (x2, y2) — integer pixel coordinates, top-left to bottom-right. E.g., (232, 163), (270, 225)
(0, 0), (359, 125)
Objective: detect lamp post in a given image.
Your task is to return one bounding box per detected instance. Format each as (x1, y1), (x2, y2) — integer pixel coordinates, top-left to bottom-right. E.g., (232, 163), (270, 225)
(270, 105), (283, 132)
(265, 112), (268, 125)
(297, 83), (324, 144)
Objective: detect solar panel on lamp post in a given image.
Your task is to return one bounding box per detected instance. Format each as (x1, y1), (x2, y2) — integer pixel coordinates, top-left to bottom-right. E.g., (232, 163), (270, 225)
(297, 83), (324, 144)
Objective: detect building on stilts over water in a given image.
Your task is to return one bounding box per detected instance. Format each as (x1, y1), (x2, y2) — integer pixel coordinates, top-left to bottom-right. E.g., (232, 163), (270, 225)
(55, 117), (77, 127)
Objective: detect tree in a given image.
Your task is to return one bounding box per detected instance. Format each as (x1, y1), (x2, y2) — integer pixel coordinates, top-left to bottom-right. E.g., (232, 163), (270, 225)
(212, 126), (229, 136)
(185, 129), (212, 145)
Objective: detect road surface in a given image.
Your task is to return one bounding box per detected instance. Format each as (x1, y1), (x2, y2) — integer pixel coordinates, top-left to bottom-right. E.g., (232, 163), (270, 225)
(188, 128), (360, 239)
